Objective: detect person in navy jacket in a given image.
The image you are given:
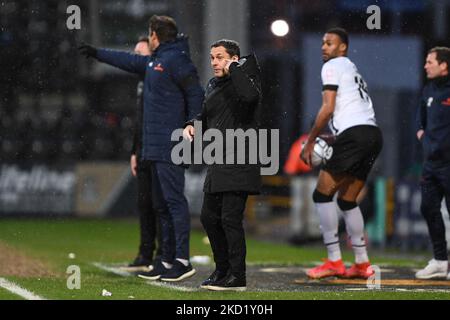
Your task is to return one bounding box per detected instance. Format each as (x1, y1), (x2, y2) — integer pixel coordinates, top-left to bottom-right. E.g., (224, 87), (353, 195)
(79, 15), (204, 282)
(415, 47), (450, 280)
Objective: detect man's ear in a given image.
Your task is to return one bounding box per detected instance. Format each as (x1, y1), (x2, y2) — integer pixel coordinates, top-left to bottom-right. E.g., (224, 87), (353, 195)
(441, 61), (449, 74)
(339, 43), (347, 54)
(231, 55), (239, 62)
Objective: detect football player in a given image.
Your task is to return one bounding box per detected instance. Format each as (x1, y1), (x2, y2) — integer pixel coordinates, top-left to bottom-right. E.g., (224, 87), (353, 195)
(301, 28), (383, 279)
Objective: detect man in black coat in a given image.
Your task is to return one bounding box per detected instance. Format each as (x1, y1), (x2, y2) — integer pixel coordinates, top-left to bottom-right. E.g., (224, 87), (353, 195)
(184, 39), (262, 291)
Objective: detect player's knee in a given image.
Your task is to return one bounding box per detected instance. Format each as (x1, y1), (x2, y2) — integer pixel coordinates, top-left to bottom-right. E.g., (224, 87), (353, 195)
(312, 189), (334, 203)
(337, 198), (357, 211)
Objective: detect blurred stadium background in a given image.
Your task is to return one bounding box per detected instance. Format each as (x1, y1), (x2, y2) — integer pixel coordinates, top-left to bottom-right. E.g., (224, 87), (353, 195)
(1, 0), (450, 253)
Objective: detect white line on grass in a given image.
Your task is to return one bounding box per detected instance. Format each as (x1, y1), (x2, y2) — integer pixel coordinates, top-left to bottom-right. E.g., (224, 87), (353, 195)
(0, 277), (46, 300)
(92, 262), (198, 292)
(91, 262), (132, 277)
(143, 280), (197, 292)
(346, 287), (450, 293)
(394, 288), (450, 294)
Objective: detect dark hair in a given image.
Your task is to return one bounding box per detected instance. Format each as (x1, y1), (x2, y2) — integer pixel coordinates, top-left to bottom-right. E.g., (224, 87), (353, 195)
(211, 39), (240, 58)
(137, 35), (149, 44)
(326, 27), (349, 48)
(149, 15), (178, 43)
(429, 47), (450, 70)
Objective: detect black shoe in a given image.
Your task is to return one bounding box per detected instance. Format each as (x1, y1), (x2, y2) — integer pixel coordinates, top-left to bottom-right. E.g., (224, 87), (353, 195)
(200, 269), (229, 289)
(207, 274), (246, 291)
(120, 255), (152, 272)
(137, 260), (170, 281)
(160, 260), (196, 282)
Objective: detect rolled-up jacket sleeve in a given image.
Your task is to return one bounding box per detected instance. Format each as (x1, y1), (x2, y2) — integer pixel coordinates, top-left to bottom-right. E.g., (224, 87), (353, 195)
(229, 62), (261, 105)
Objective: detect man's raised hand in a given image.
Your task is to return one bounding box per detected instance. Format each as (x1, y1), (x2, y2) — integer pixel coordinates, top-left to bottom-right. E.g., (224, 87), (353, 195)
(78, 43), (97, 59)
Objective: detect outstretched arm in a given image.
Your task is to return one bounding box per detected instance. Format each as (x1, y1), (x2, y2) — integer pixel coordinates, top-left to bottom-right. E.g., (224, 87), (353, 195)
(96, 49), (149, 76)
(78, 44), (149, 76)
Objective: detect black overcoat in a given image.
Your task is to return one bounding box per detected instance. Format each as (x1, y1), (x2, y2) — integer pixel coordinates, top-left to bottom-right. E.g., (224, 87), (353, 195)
(188, 54), (262, 194)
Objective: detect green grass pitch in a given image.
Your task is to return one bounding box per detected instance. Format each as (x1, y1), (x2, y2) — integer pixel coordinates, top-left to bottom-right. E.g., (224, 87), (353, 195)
(0, 219), (448, 300)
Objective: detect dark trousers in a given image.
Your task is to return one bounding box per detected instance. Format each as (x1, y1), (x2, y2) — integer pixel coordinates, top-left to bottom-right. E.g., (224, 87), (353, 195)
(150, 161), (190, 262)
(136, 161), (162, 260)
(420, 163), (450, 261)
(201, 192), (248, 279)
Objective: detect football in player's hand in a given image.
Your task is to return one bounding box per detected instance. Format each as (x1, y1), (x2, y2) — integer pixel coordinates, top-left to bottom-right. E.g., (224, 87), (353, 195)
(301, 137), (333, 167)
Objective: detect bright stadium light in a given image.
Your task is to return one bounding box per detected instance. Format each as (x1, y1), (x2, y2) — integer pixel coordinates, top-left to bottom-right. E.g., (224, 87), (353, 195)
(271, 19), (289, 37)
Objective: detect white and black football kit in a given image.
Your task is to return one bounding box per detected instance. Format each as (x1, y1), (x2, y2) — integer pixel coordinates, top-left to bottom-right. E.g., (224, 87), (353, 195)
(321, 56), (382, 181)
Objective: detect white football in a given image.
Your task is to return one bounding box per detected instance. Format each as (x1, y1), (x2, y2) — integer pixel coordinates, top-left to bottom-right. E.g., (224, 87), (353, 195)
(301, 137), (333, 167)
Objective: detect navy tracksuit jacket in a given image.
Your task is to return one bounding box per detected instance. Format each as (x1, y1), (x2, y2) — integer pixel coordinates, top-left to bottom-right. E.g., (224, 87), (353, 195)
(416, 75), (450, 260)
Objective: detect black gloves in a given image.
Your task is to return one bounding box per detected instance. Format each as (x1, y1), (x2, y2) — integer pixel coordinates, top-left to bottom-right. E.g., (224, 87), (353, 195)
(78, 43), (97, 59)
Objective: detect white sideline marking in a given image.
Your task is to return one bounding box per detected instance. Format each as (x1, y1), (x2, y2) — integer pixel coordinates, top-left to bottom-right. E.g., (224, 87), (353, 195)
(92, 262), (197, 292)
(92, 262), (132, 277)
(0, 277), (46, 300)
(260, 267), (307, 274)
(394, 288), (450, 293)
(143, 280), (197, 292)
(346, 287), (450, 293)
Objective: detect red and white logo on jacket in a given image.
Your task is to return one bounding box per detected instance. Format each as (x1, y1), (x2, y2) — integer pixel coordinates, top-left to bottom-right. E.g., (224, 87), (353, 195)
(154, 63), (164, 72)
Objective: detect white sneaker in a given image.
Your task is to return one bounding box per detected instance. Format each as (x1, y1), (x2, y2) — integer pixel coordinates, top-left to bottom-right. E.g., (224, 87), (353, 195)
(415, 259), (448, 279)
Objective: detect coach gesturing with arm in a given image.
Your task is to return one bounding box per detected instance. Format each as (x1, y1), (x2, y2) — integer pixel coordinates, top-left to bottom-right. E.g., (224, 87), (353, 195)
(79, 15), (204, 283)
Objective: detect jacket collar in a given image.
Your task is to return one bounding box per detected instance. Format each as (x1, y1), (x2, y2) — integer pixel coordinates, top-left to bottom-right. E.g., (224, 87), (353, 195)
(205, 76), (230, 100)
(431, 75), (450, 88)
(153, 34), (190, 56)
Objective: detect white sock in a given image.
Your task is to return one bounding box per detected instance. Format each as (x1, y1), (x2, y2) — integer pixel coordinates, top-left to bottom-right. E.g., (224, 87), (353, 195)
(315, 202), (341, 261)
(176, 258), (189, 266)
(162, 261), (173, 269)
(343, 206), (369, 264)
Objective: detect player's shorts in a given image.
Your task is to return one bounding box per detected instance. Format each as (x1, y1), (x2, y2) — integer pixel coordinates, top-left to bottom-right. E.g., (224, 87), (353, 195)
(322, 125), (383, 181)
